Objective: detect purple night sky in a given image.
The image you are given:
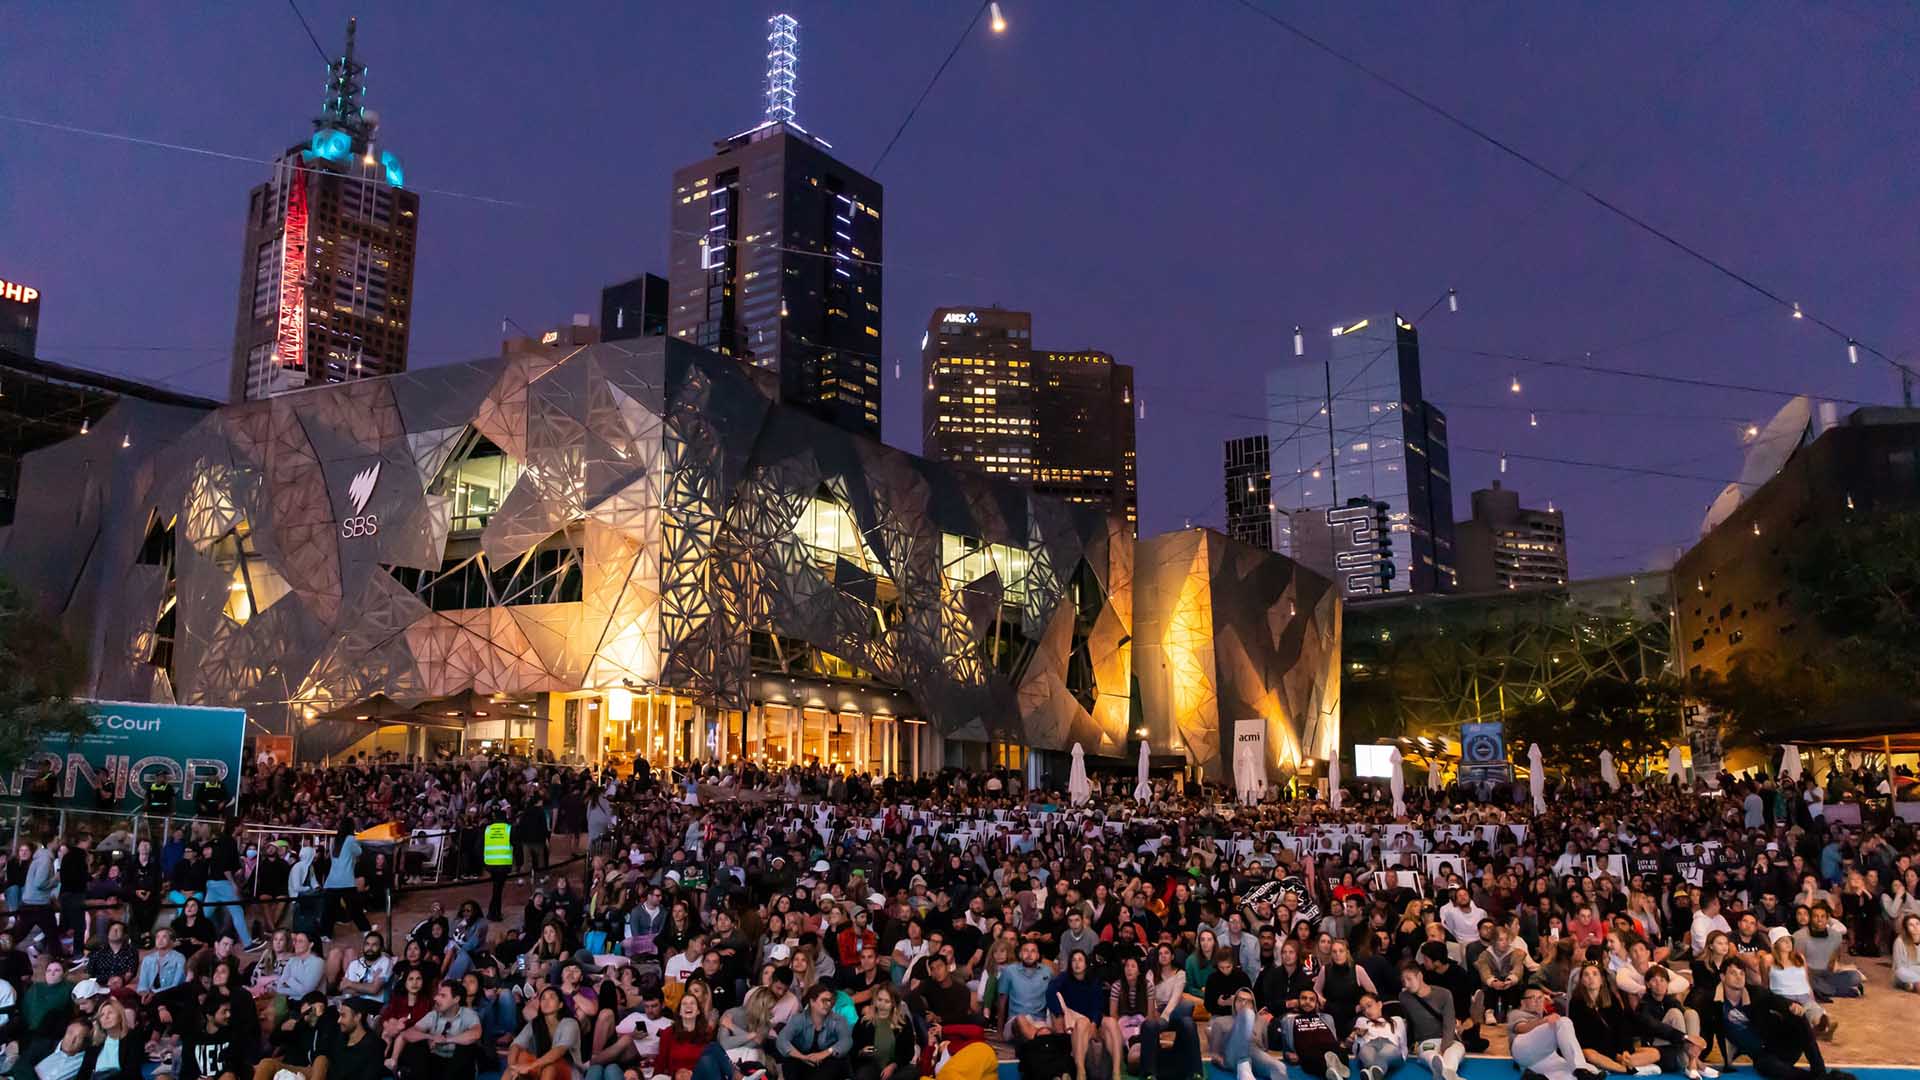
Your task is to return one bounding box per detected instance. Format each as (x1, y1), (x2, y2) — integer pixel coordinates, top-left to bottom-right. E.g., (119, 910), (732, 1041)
(3, 3), (1915, 577)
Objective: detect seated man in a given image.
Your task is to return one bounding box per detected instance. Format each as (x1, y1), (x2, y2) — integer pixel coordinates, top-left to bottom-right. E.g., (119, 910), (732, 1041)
(136, 928), (188, 1004)
(776, 982), (853, 1080)
(1506, 987), (1595, 1080)
(340, 931), (395, 1000)
(996, 940), (1054, 1043)
(1717, 958), (1856, 1080)
(1277, 988), (1343, 1080)
(1635, 966), (1714, 1079)
(911, 952), (983, 1043)
(1792, 904), (1865, 1000)
(1398, 962), (1463, 1080)
(389, 979), (481, 1079)
(252, 991), (339, 1080)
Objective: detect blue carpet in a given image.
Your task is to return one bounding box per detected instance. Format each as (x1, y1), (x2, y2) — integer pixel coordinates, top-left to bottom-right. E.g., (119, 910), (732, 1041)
(996, 1060), (1920, 1080)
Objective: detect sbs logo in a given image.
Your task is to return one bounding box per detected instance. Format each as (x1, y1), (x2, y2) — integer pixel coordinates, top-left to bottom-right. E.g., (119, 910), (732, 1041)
(340, 461), (381, 539)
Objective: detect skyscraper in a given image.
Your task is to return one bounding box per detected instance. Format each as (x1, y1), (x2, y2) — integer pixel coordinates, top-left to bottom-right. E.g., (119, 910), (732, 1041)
(1223, 434), (1272, 549)
(1453, 482), (1569, 591)
(1266, 313), (1456, 596)
(0, 275), (40, 358)
(600, 273), (668, 343)
(228, 19), (418, 403)
(922, 307), (1035, 476)
(667, 15), (884, 438)
(1032, 349), (1136, 529)
(921, 306), (1137, 530)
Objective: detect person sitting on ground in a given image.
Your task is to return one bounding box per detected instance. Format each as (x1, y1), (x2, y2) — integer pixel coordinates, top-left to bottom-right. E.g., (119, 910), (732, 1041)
(851, 983), (918, 1080)
(1567, 961), (1664, 1076)
(389, 978), (482, 1079)
(1506, 985), (1599, 1080)
(136, 928), (188, 1005)
(329, 997), (389, 1080)
(253, 990), (337, 1080)
(1213, 987), (1282, 1080)
(338, 930), (393, 1000)
(1767, 933), (1835, 1040)
(1892, 913), (1920, 992)
(776, 982), (853, 1080)
(1397, 962), (1462, 1080)
(270, 932), (324, 1022)
(1716, 957), (1855, 1080)
(508, 985), (585, 1080)
(1791, 904), (1864, 1001)
(1277, 987), (1343, 1080)
(1341, 993), (1404, 1080)
(1634, 966), (1714, 1079)
(179, 991), (248, 1080)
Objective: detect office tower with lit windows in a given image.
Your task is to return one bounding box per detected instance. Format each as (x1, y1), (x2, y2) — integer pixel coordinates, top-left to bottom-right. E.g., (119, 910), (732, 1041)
(667, 14), (884, 438)
(228, 19), (418, 403)
(922, 306), (1137, 530)
(1032, 348), (1136, 529)
(600, 273), (668, 342)
(1266, 313), (1455, 596)
(1453, 481), (1568, 591)
(921, 307), (1036, 476)
(1223, 434), (1273, 549)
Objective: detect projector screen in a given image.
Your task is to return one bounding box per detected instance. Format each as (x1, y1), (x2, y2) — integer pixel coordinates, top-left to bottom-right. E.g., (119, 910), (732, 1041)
(1353, 743), (1397, 779)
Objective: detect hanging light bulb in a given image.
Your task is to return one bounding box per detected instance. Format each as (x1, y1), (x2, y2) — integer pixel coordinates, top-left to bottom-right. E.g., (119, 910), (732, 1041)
(780, 298), (789, 318)
(1791, 302), (1804, 320)
(1547, 500), (1556, 512)
(893, 359), (901, 380)
(120, 433), (131, 449)
(80, 418), (89, 436)
(1293, 326), (1305, 357)
(1752, 521), (1762, 536)
(1509, 374), (1522, 394)
(1847, 339), (1859, 365)
(1845, 493), (1856, 510)
(1744, 423), (1759, 439)
(1498, 451), (1507, 474)
(1137, 399), (1146, 420)
(1528, 412), (1537, 428)
(989, 2), (1007, 33)
(1447, 288), (1459, 313)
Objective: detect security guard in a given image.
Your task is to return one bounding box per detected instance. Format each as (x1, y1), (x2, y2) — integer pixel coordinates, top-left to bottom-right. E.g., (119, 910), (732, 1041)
(482, 807), (514, 921)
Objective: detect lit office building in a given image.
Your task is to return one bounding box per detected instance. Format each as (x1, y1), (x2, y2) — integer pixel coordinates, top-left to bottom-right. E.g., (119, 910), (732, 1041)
(1267, 313), (1456, 597)
(600, 274), (669, 343)
(0, 274), (41, 358)
(667, 15), (884, 438)
(1453, 482), (1569, 591)
(921, 307), (1036, 476)
(1033, 349), (1137, 529)
(1224, 434), (1273, 549)
(228, 20), (418, 402)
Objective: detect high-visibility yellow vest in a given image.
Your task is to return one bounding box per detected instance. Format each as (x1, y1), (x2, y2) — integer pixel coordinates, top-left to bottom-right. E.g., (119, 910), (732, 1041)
(483, 822), (513, 866)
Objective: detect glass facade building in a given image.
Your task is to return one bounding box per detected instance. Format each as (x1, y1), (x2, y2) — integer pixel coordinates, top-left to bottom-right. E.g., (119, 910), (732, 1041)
(1266, 314), (1456, 596)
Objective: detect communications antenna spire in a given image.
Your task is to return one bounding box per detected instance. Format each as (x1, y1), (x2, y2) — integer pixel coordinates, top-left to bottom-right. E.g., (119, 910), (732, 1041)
(764, 14), (799, 125)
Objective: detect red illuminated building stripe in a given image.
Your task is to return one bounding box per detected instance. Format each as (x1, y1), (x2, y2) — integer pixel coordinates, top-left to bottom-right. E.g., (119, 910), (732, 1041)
(274, 167), (308, 370)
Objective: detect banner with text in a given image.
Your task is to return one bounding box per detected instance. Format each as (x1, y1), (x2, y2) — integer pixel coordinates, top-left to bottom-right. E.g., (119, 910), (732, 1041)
(4, 700), (246, 813)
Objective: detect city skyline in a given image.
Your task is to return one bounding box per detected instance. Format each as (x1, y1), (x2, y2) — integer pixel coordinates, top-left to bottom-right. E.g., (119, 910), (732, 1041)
(3, 3), (1915, 580)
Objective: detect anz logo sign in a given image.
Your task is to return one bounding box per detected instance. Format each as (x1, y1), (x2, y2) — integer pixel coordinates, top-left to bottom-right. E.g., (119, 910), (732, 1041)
(340, 461), (381, 539)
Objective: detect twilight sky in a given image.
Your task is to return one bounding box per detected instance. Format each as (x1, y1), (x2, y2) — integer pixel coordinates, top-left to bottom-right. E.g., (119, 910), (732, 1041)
(3, 2), (1915, 577)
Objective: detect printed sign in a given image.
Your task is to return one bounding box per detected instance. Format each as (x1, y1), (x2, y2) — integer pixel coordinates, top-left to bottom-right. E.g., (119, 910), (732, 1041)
(1232, 718), (1267, 805)
(4, 700), (246, 813)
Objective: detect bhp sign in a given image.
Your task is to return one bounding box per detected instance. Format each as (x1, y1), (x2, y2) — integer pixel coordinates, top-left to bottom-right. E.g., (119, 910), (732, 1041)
(0, 279), (39, 305)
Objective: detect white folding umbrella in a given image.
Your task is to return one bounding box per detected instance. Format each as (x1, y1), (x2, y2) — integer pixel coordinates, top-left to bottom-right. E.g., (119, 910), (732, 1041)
(1781, 744), (1803, 782)
(1667, 745), (1686, 785)
(1134, 740), (1151, 803)
(1390, 747), (1407, 818)
(1599, 750), (1620, 791)
(1328, 753), (1343, 812)
(1426, 756), (1442, 792)
(1527, 743), (1547, 815)
(1068, 743), (1092, 805)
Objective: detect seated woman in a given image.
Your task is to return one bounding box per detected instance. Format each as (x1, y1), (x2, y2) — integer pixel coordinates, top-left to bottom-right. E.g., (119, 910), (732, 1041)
(1212, 987), (1283, 1080)
(852, 984), (918, 1080)
(1894, 913), (1920, 993)
(1566, 963), (1661, 1075)
(717, 985), (780, 1068)
(1767, 935), (1834, 1040)
(1103, 955), (1153, 1080)
(380, 966), (436, 1055)
(657, 992), (717, 1080)
(507, 985), (585, 1080)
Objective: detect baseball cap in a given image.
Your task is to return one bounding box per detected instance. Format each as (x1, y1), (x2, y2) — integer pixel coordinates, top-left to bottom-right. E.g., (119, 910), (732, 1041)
(767, 943), (792, 962)
(812, 860), (830, 873)
(72, 979), (109, 1001)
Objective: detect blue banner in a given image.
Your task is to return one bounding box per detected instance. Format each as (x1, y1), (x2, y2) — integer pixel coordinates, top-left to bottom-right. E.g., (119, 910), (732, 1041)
(4, 700), (246, 813)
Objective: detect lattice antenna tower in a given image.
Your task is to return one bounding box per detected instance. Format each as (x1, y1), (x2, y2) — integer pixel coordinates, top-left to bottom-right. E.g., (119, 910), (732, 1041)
(318, 17), (372, 137)
(764, 14), (799, 125)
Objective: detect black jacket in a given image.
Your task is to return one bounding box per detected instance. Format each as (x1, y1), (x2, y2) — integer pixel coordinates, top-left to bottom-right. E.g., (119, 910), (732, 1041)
(853, 1018), (919, 1072)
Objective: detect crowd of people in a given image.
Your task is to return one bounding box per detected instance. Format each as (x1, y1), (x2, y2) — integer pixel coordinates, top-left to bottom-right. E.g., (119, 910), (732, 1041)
(0, 751), (1910, 1080)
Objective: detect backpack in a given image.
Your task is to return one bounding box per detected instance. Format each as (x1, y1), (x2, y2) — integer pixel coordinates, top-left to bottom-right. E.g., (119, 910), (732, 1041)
(1019, 1033), (1075, 1080)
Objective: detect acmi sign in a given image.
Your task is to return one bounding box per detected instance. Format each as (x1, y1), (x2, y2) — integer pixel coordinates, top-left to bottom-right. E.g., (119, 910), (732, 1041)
(0, 279), (40, 305)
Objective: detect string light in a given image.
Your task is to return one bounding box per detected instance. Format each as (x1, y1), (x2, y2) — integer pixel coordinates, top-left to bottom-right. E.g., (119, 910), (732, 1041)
(1792, 302), (1803, 320)
(1752, 521), (1762, 536)
(1498, 451), (1507, 473)
(893, 359), (900, 380)
(1447, 288), (1459, 313)
(1509, 374), (1522, 394)
(1293, 326), (1304, 357)
(989, 2), (1007, 34)
(1847, 339), (1859, 365)
(780, 298), (789, 318)
(1744, 424), (1759, 439)
(1845, 494), (1855, 510)
(79, 418), (89, 435)
(120, 433), (131, 449)
(1137, 399), (1146, 420)
(1528, 412), (1537, 428)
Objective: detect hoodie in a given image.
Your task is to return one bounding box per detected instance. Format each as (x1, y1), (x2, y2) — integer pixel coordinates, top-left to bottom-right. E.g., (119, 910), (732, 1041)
(287, 847), (320, 898)
(21, 847), (55, 905)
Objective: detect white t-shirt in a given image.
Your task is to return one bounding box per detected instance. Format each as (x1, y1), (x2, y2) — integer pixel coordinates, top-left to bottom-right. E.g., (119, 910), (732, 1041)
(665, 952), (701, 982)
(345, 954), (393, 990)
(617, 1012), (674, 1057)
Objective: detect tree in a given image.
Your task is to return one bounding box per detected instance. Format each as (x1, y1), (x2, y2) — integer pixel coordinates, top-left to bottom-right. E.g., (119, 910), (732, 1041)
(1504, 675), (1683, 777)
(1783, 509), (1920, 688)
(0, 578), (92, 775)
